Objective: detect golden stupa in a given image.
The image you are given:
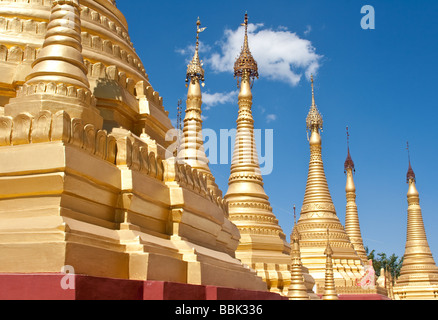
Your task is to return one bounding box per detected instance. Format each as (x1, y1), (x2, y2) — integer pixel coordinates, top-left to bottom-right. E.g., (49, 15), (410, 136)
(0, 0), (267, 292)
(322, 230), (339, 300)
(178, 18), (222, 197)
(1, 1), (436, 302)
(224, 13), (293, 295)
(287, 209), (311, 300)
(344, 129), (368, 264)
(296, 76), (365, 293)
(393, 155), (438, 300)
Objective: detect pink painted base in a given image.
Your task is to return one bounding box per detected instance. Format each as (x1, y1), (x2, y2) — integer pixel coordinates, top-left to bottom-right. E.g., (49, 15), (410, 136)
(0, 274), (287, 300)
(339, 294), (391, 301)
(317, 294), (391, 300)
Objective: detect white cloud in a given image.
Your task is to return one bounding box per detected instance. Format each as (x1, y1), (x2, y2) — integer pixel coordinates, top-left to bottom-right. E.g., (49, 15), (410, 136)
(266, 114), (277, 123)
(206, 23), (322, 86)
(202, 90), (238, 110)
(176, 41), (212, 63)
(304, 25), (312, 36)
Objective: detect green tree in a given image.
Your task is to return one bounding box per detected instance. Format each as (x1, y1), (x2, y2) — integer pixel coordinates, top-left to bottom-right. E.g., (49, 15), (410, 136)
(365, 247), (404, 281)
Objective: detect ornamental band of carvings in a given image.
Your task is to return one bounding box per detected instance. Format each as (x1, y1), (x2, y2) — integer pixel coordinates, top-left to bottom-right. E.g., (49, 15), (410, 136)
(301, 202), (336, 213)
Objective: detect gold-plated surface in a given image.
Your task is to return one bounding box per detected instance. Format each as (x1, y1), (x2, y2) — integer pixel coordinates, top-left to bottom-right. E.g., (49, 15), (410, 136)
(225, 13), (292, 295)
(0, 0), (173, 147)
(322, 230), (339, 300)
(393, 161), (438, 300)
(288, 211), (311, 300)
(3, 0), (103, 129)
(178, 18), (222, 197)
(26, 0), (90, 90)
(297, 77), (364, 292)
(344, 130), (368, 263)
(0, 1), (268, 292)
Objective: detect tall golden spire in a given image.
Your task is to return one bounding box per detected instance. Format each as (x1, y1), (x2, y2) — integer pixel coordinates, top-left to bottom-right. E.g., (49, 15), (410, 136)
(178, 18), (221, 196)
(288, 206), (311, 300)
(4, 0), (102, 128)
(393, 144), (438, 300)
(225, 13), (291, 295)
(323, 229), (339, 300)
(296, 76), (363, 291)
(344, 127), (368, 263)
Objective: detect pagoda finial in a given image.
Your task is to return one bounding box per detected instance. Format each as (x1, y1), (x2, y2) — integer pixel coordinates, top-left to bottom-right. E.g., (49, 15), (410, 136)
(186, 17), (206, 87)
(306, 75), (323, 133)
(344, 126), (355, 173)
(406, 141), (416, 183)
(293, 204), (297, 226)
(234, 12), (259, 88)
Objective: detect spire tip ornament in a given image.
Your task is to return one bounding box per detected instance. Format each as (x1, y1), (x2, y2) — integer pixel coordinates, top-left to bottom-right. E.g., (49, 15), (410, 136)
(344, 126), (355, 173)
(406, 142), (416, 183)
(306, 75), (323, 134)
(234, 13), (259, 88)
(186, 17), (206, 87)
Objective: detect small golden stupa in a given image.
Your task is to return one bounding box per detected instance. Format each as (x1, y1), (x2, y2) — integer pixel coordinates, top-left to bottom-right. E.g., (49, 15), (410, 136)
(322, 230), (339, 300)
(393, 148), (438, 300)
(344, 128), (368, 264)
(178, 18), (222, 196)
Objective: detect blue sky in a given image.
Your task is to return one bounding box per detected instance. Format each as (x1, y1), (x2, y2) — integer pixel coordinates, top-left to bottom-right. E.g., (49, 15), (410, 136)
(118, 1), (438, 261)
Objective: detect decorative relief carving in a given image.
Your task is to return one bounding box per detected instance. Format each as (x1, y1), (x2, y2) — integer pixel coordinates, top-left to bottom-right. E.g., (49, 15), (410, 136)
(238, 226), (283, 236)
(228, 202), (272, 211)
(0, 116), (13, 146)
(0, 110), (120, 165)
(229, 171), (263, 182)
(31, 110), (52, 143)
(230, 213), (278, 224)
(11, 113), (32, 145)
(301, 202), (336, 213)
(16, 83), (97, 107)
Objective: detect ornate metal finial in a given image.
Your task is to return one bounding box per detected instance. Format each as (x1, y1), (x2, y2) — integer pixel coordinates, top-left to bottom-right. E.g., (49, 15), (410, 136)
(186, 17), (206, 87)
(175, 99), (183, 157)
(234, 12), (259, 88)
(344, 126), (355, 173)
(293, 204), (297, 226)
(311, 74), (316, 107)
(291, 204), (300, 241)
(306, 74), (323, 133)
(406, 141), (416, 183)
(325, 228), (333, 256)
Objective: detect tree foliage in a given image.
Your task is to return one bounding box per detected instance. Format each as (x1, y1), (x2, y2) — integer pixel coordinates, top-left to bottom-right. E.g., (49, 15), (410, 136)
(365, 247), (404, 280)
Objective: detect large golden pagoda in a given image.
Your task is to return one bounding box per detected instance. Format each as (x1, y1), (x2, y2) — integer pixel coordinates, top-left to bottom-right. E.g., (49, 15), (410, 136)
(0, 0), (267, 293)
(296, 76), (365, 293)
(393, 157), (438, 300)
(224, 13), (292, 295)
